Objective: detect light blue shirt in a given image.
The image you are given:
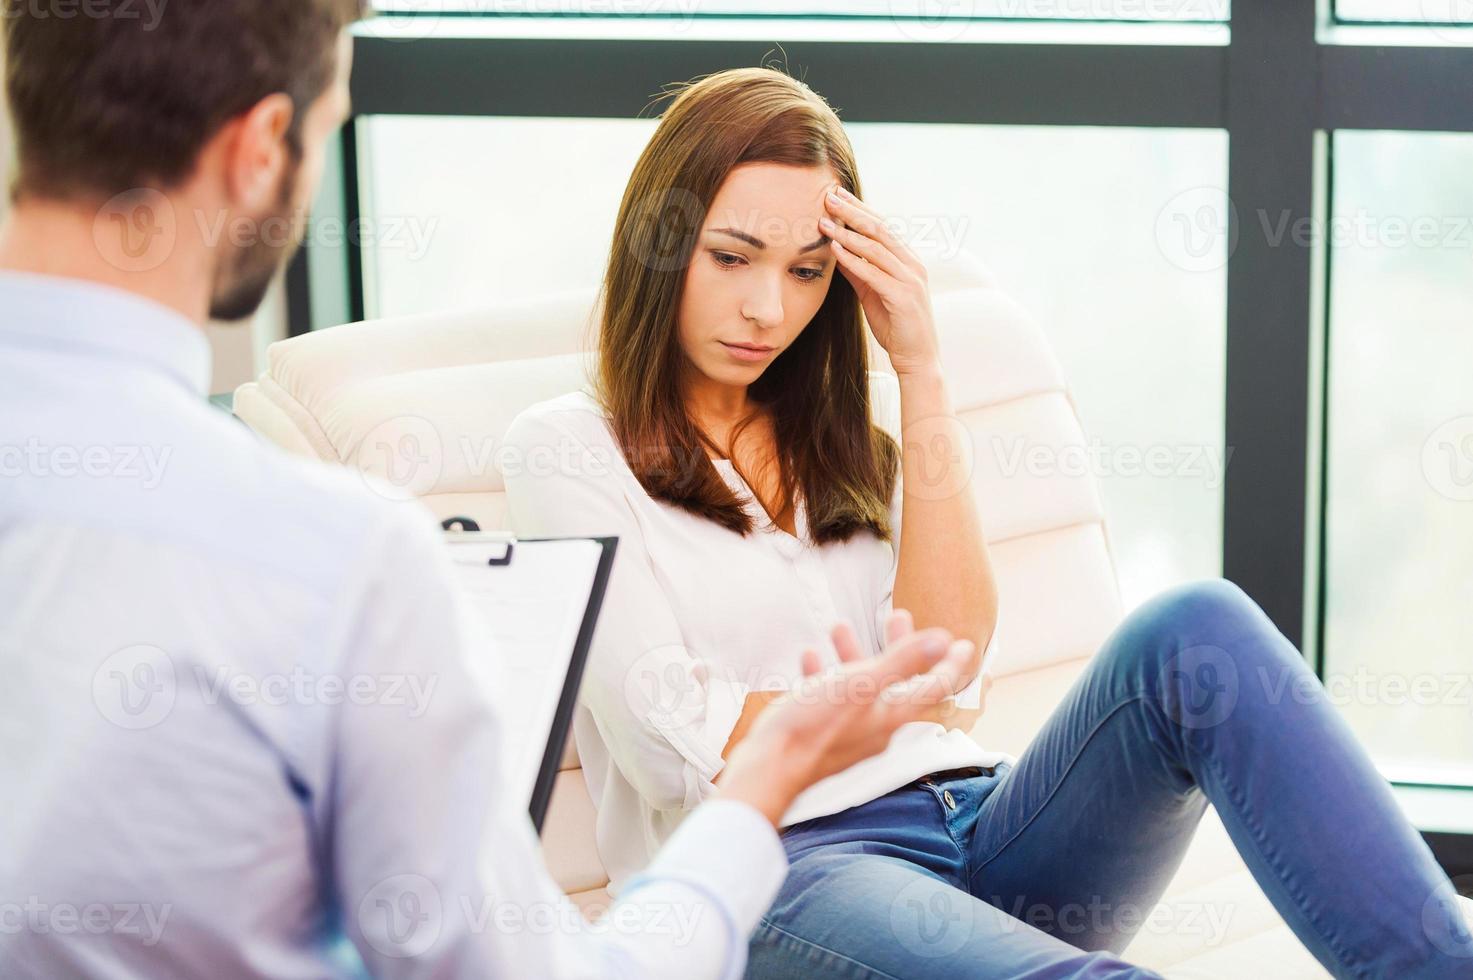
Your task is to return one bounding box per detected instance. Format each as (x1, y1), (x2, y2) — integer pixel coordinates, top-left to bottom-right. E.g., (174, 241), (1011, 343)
(0, 272), (787, 979)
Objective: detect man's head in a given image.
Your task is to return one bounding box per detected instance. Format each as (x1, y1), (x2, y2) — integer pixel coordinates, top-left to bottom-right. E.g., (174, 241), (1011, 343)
(2, 0), (365, 320)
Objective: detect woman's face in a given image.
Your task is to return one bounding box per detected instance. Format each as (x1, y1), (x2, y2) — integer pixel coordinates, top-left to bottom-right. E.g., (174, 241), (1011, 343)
(676, 162), (839, 390)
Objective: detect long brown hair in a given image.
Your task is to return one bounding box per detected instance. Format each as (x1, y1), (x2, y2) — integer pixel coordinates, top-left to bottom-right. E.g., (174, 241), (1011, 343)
(596, 67), (898, 545)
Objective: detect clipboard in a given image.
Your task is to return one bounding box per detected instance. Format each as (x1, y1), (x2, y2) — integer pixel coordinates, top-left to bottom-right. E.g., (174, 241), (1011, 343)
(441, 516), (618, 835)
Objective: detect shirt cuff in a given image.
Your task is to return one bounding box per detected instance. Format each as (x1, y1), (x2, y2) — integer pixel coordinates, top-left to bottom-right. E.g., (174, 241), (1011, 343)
(634, 798), (789, 937)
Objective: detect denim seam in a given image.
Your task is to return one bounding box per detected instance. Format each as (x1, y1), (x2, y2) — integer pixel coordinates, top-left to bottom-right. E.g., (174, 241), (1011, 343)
(1192, 743), (1368, 979)
(968, 695), (1147, 889)
(918, 781), (972, 880)
(753, 916), (906, 980)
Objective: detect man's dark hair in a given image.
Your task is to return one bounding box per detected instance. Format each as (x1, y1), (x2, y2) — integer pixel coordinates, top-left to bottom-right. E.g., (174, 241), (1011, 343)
(3, 0), (367, 203)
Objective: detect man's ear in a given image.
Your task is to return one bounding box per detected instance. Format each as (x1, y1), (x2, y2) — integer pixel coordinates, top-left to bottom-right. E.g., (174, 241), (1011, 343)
(220, 93), (296, 211)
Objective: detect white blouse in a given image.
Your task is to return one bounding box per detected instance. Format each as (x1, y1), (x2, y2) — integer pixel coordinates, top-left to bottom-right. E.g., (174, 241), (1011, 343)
(502, 376), (1011, 894)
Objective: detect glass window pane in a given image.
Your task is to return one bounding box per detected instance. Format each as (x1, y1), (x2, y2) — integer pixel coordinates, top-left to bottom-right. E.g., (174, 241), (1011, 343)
(360, 116), (1226, 610)
(371, 1), (1229, 22)
(1325, 130), (1473, 786)
(1336, 0), (1473, 23)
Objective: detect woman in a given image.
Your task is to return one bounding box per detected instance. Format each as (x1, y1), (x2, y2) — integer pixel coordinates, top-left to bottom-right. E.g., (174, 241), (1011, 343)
(502, 68), (1469, 978)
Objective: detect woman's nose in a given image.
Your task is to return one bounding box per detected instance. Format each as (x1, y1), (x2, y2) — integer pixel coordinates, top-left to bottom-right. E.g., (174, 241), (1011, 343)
(740, 276), (785, 328)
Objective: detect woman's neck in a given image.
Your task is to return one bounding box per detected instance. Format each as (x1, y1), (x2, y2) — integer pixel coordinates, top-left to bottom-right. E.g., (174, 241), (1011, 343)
(682, 371), (752, 430)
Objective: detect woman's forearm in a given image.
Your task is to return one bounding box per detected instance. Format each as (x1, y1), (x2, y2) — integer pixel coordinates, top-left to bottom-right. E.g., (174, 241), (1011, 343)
(718, 689), (786, 765)
(890, 367), (998, 689)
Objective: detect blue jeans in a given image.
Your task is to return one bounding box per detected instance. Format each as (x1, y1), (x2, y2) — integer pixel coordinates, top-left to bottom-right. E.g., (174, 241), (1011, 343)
(746, 579), (1470, 979)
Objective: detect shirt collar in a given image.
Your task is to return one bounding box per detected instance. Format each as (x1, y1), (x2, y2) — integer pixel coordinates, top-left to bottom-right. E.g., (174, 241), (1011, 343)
(0, 271), (213, 396)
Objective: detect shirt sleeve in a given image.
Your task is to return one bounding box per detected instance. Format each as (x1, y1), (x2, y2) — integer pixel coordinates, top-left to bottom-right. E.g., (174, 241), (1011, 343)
(499, 404), (750, 814)
(327, 505), (787, 980)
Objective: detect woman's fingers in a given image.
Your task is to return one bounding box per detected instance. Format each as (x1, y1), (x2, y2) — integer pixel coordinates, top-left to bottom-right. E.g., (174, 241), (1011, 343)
(884, 608), (914, 646)
(828, 235), (888, 297)
(820, 215), (910, 282)
(825, 187), (927, 276)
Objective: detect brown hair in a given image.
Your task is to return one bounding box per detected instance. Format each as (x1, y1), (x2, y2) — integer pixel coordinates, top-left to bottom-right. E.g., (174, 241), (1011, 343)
(597, 66), (898, 545)
(3, 0), (367, 203)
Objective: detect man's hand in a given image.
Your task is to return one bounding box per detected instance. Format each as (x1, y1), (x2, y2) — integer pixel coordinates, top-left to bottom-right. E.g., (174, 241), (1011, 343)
(715, 609), (979, 828)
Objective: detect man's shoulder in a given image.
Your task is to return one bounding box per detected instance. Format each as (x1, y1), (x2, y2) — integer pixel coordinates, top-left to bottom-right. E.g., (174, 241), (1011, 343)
(203, 414), (442, 593)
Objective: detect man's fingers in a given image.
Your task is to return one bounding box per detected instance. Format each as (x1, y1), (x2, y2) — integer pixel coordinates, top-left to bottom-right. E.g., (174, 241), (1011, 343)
(855, 626), (952, 689)
(830, 621), (862, 663)
(884, 608), (914, 646)
(800, 648), (822, 677)
(883, 639), (976, 711)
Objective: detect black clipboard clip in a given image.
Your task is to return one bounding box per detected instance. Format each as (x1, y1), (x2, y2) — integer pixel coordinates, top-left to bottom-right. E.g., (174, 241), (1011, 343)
(441, 516), (515, 566)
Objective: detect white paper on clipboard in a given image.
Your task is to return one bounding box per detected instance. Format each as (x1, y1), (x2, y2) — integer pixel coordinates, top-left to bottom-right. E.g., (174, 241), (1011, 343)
(447, 535), (604, 809)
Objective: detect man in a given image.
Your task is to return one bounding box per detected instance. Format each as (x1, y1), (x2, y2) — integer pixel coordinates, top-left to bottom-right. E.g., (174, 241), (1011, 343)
(0, 2), (977, 977)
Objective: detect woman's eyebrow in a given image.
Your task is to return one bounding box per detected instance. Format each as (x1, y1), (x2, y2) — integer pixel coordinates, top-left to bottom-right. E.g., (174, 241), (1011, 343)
(709, 227), (831, 253)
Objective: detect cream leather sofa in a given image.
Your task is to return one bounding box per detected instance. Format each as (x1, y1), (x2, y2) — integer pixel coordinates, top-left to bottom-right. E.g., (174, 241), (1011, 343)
(235, 252), (1332, 978)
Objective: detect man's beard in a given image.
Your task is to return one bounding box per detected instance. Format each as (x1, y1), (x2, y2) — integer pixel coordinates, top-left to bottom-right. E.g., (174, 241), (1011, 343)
(209, 161), (304, 322)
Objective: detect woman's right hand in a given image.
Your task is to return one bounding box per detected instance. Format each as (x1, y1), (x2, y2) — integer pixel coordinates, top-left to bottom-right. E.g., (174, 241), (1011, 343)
(715, 610), (977, 828)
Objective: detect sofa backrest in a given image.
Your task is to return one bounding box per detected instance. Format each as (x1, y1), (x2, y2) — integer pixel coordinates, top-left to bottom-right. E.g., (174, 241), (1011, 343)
(233, 250), (1123, 897)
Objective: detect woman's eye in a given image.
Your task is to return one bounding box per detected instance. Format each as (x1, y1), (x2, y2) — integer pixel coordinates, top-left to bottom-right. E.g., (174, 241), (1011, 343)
(712, 251), (745, 268)
(794, 267), (826, 282)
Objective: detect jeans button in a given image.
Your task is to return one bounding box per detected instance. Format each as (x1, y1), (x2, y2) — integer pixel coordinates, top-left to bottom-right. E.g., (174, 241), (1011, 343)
(943, 789), (957, 810)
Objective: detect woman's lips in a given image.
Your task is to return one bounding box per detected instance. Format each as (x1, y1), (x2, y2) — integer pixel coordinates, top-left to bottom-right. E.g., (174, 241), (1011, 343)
(720, 341), (776, 362)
